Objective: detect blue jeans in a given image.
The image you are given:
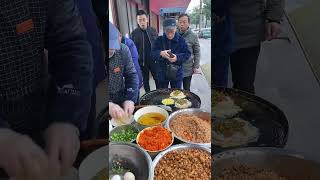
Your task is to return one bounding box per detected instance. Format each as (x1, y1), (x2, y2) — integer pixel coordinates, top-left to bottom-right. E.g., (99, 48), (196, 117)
(213, 55), (229, 87)
(158, 80), (183, 89)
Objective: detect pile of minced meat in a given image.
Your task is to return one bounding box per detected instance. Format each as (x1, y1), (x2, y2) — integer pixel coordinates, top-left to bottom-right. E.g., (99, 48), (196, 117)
(215, 165), (287, 180)
(154, 149), (211, 180)
(170, 114), (211, 143)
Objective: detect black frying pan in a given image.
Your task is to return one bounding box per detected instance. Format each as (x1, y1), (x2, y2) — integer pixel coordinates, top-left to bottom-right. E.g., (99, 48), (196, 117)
(212, 87), (289, 154)
(139, 88), (201, 112)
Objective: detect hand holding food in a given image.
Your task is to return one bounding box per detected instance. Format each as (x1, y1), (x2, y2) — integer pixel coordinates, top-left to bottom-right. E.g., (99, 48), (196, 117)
(123, 100), (135, 116)
(44, 123), (80, 177)
(0, 129), (49, 180)
(109, 102), (126, 121)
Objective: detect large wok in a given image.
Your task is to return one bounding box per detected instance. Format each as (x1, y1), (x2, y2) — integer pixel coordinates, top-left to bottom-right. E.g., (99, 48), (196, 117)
(212, 87), (289, 153)
(140, 88), (201, 112)
(213, 147), (320, 179)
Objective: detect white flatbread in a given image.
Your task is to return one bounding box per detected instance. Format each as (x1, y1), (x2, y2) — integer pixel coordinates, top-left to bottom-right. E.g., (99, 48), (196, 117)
(170, 90), (186, 99)
(213, 117), (259, 148)
(213, 97), (242, 118)
(174, 99), (192, 109)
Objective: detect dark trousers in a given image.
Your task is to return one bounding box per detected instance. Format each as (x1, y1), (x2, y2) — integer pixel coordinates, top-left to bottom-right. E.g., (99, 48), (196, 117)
(158, 80), (183, 89)
(213, 55), (229, 87)
(183, 76), (192, 91)
(141, 65), (158, 92)
(230, 45), (261, 94)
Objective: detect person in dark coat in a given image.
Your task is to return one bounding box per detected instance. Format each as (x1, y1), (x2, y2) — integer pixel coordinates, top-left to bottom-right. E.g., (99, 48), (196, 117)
(120, 34), (143, 91)
(108, 22), (139, 120)
(0, 0), (93, 178)
(76, 0), (105, 140)
(151, 18), (191, 89)
(213, 0), (234, 87)
(131, 10), (159, 92)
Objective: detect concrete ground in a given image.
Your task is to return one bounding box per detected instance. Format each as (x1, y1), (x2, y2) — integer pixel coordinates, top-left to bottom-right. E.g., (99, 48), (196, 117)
(228, 13), (320, 161)
(140, 39), (211, 112)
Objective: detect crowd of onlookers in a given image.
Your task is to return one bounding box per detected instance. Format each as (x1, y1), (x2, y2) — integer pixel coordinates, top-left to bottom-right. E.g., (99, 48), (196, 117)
(108, 10), (201, 120)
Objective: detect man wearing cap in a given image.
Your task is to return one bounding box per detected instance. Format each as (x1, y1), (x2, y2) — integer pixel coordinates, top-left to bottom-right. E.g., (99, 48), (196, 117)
(151, 18), (191, 89)
(177, 13), (201, 91)
(131, 10), (159, 92)
(0, 0), (93, 179)
(108, 22), (139, 121)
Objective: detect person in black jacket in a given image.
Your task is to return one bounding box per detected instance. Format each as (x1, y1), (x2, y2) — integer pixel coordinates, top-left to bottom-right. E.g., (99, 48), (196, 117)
(131, 10), (159, 92)
(0, 0), (93, 178)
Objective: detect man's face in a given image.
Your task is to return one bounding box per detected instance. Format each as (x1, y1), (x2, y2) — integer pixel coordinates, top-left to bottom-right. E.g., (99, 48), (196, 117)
(109, 49), (116, 58)
(165, 28), (176, 40)
(178, 16), (189, 32)
(137, 15), (148, 30)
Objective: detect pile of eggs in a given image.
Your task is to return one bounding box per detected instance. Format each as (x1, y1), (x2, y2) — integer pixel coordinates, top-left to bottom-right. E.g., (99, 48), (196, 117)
(110, 172), (135, 180)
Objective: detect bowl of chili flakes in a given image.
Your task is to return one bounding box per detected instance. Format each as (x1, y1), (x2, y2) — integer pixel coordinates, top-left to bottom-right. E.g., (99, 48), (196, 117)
(136, 126), (174, 158)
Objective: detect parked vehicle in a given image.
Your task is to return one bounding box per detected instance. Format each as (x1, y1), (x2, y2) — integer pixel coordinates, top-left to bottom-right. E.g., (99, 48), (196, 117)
(199, 28), (211, 39)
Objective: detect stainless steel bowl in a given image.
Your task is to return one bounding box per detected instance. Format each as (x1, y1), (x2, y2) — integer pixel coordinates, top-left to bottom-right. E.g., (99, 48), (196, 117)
(109, 124), (139, 143)
(152, 144), (211, 178)
(213, 147), (320, 179)
(165, 108), (211, 147)
(109, 142), (153, 180)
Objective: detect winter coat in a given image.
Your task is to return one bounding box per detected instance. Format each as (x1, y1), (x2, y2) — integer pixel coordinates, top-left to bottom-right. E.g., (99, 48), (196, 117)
(122, 37), (143, 88)
(0, 0), (93, 133)
(178, 28), (201, 77)
(130, 26), (158, 68)
(108, 43), (139, 105)
(151, 32), (191, 81)
(230, 0), (285, 50)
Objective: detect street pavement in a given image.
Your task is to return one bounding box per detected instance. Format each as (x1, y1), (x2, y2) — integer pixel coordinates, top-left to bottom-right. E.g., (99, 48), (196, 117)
(228, 14), (320, 161)
(140, 39), (211, 112)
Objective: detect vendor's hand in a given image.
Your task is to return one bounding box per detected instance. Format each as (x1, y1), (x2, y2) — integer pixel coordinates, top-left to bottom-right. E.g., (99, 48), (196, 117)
(168, 54), (177, 63)
(193, 68), (201, 74)
(160, 50), (170, 59)
(0, 129), (49, 180)
(123, 100), (135, 116)
(109, 102), (125, 120)
(44, 123), (80, 178)
(266, 22), (281, 41)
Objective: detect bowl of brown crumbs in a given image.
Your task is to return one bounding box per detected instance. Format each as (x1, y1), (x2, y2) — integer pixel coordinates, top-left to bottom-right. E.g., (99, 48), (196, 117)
(165, 108), (211, 147)
(152, 144), (211, 180)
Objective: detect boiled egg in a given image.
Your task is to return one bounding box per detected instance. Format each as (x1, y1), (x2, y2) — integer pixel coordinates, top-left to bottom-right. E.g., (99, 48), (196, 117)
(111, 175), (121, 180)
(124, 172), (135, 180)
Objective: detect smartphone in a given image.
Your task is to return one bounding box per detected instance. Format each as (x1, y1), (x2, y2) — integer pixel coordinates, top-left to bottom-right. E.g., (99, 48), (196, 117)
(167, 51), (175, 58)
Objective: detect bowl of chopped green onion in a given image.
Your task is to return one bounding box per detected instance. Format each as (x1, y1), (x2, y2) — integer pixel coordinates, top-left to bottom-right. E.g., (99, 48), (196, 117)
(109, 124), (139, 143)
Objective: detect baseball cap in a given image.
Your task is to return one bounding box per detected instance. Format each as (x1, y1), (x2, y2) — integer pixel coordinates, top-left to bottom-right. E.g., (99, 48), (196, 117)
(109, 21), (120, 50)
(163, 18), (176, 29)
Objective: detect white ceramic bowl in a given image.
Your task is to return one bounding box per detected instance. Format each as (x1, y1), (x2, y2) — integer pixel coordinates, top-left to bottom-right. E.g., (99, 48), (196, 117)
(79, 145), (107, 180)
(134, 106), (169, 130)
